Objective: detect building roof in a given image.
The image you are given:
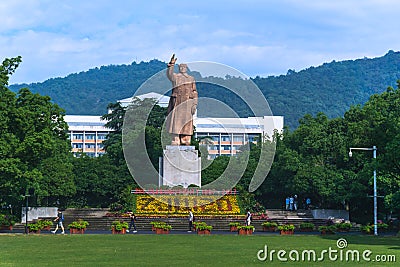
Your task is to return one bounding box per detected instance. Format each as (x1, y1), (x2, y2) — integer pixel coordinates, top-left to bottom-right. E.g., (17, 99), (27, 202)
(64, 115), (110, 131)
(118, 92), (170, 108)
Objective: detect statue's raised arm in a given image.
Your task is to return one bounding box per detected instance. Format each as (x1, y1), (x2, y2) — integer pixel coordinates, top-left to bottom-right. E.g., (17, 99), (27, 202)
(168, 54), (177, 67)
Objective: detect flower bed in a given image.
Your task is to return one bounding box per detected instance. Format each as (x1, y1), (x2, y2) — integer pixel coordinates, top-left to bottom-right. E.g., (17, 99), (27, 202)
(135, 195), (241, 215)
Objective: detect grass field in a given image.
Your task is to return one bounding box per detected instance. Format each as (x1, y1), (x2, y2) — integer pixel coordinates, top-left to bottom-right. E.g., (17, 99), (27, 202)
(0, 234), (398, 266)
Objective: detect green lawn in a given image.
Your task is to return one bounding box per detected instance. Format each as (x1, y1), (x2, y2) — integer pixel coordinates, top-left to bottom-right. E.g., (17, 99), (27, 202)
(0, 234), (398, 266)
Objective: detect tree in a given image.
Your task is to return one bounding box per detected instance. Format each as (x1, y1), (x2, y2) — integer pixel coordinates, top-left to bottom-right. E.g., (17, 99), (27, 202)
(0, 57), (75, 211)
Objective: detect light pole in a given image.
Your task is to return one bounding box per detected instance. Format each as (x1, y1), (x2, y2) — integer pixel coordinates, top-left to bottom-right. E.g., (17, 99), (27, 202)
(349, 146), (378, 236)
(24, 193), (30, 234)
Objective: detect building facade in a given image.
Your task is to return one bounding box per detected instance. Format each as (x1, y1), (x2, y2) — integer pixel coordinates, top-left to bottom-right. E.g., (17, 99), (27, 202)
(65, 94), (283, 157)
(194, 116), (283, 159)
(65, 115), (111, 157)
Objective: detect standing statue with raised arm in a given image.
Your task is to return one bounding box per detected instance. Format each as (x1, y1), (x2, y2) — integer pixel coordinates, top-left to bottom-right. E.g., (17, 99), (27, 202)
(165, 54), (198, 146)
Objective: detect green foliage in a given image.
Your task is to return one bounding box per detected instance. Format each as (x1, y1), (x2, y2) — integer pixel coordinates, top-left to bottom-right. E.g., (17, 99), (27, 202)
(1, 57), (75, 211)
(1, 56), (21, 86)
(111, 220), (128, 231)
(196, 223), (212, 231)
(278, 224), (295, 231)
(68, 219), (89, 229)
(318, 225), (337, 234)
(9, 60), (167, 116)
(151, 221), (172, 231)
(0, 214), (16, 226)
(36, 219), (53, 229)
(237, 225), (255, 231)
(261, 221), (278, 228)
(228, 222), (241, 227)
(299, 222), (315, 230)
(335, 222), (352, 231)
(360, 224), (374, 234)
(9, 52), (400, 130)
(27, 223), (41, 232)
(70, 155), (134, 208)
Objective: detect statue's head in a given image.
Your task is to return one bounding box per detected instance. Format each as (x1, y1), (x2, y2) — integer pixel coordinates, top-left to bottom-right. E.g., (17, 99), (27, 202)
(179, 64), (188, 73)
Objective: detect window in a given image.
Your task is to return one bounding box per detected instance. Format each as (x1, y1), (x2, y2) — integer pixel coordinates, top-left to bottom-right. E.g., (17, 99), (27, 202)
(97, 134), (108, 140)
(73, 134), (83, 140)
(221, 135), (231, 142)
(73, 143), (83, 149)
(233, 135), (244, 142)
(210, 135), (220, 142)
(85, 134), (96, 140)
(221, 145), (231, 151)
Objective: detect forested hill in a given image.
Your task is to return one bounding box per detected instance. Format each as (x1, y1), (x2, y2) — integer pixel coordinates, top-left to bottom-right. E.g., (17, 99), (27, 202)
(8, 50), (400, 129)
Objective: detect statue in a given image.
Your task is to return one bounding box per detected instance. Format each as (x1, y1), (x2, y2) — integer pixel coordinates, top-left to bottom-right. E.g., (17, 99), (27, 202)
(165, 54), (198, 146)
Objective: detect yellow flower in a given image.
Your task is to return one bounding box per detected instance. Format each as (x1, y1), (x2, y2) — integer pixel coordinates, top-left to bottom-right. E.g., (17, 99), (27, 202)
(135, 194), (241, 215)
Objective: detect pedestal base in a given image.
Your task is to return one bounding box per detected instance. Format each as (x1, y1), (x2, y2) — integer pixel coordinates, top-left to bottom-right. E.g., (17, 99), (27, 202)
(159, 146), (201, 188)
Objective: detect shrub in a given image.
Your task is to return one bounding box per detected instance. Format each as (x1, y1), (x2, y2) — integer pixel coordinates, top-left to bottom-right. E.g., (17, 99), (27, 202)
(0, 214), (16, 226)
(299, 222), (315, 230)
(378, 223), (389, 230)
(68, 219), (89, 229)
(238, 225), (255, 231)
(278, 224), (295, 231)
(261, 222), (278, 228)
(27, 223), (40, 232)
(228, 222), (242, 227)
(158, 224), (172, 231)
(335, 222), (351, 231)
(319, 225), (336, 234)
(196, 223), (212, 231)
(37, 219), (53, 229)
(111, 220), (129, 231)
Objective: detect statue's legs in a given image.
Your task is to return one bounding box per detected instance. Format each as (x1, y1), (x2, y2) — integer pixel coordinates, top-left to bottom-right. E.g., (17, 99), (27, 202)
(180, 135), (191, 146)
(171, 134), (180, 145)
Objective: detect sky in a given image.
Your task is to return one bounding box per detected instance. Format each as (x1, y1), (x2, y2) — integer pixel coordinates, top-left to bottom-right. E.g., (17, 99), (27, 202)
(1, 0), (400, 84)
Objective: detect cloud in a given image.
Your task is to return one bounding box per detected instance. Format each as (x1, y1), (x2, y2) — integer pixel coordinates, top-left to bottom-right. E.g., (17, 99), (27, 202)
(2, 0), (400, 84)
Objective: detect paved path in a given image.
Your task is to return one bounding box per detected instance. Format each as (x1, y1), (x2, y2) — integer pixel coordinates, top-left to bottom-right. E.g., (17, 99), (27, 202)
(1, 229), (398, 236)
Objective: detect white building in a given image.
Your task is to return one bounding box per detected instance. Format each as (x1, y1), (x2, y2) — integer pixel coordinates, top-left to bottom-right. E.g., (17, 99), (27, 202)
(65, 93), (283, 157)
(194, 116), (283, 159)
(118, 92), (170, 108)
(65, 115), (111, 157)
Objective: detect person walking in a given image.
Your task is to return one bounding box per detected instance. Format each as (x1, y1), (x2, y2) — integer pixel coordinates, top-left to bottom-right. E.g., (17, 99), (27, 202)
(306, 197), (311, 210)
(289, 196), (294, 211)
(188, 210), (194, 232)
(127, 211), (137, 233)
(246, 210), (252, 226)
(285, 197), (290, 210)
(51, 209), (65, 234)
(294, 195), (298, 211)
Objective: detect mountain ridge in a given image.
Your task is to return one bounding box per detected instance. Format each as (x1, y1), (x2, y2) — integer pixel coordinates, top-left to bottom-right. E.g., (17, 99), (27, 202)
(8, 50), (400, 129)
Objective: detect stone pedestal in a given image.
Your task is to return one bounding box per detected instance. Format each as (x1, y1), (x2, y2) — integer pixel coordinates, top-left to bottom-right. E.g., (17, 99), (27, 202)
(159, 146), (201, 188)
